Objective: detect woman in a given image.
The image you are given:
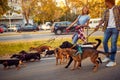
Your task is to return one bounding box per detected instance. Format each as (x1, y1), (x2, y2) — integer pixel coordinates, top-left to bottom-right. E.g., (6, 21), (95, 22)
(67, 6), (90, 44)
(65, 6), (90, 68)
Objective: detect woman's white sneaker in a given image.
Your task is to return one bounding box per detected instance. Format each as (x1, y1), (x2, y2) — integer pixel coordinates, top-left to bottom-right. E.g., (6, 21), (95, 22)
(106, 61), (117, 67)
(102, 57), (110, 63)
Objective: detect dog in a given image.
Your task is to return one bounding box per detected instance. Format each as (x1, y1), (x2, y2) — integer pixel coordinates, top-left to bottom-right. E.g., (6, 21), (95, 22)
(62, 48), (81, 70)
(11, 50), (41, 62)
(29, 45), (51, 53)
(54, 48), (69, 65)
(44, 50), (55, 57)
(62, 48), (104, 72)
(19, 50), (28, 55)
(0, 59), (22, 70)
(59, 39), (102, 69)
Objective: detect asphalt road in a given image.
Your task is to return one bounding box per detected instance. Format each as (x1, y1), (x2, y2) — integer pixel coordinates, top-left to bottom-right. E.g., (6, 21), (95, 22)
(0, 52), (120, 80)
(0, 30), (104, 42)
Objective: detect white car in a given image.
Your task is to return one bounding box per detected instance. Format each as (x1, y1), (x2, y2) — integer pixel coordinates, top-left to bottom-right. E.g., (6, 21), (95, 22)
(41, 24), (50, 30)
(41, 22), (51, 30)
(89, 18), (101, 28)
(8, 24), (21, 32)
(8, 25), (17, 32)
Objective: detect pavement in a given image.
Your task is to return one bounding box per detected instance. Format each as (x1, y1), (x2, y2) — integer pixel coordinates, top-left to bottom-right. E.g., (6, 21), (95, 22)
(0, 51), (120, 80)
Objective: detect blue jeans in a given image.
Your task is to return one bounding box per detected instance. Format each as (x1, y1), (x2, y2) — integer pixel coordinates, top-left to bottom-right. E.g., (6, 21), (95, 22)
(103, 28), (119, 61)
(72, 32), (78, 44)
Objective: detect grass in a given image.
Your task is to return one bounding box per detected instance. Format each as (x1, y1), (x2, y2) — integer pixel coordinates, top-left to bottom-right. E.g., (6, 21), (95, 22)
(0, 36), (120, 57)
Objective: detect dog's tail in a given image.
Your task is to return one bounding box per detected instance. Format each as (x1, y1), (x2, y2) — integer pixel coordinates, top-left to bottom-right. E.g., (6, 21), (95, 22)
(94, 39), (101, 49)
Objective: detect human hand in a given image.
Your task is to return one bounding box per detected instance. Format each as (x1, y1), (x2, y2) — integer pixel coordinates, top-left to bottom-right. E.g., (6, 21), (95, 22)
(94, 25), (99, 31)
(66, 28), (70, 33)
(75, 26), (80, 30)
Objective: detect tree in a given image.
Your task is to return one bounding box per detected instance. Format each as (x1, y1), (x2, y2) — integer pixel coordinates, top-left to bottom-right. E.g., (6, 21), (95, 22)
(88, 0), (105, 18)
(117, 1), (120, 5)
(0, 0), (10, 17)
(33, 0), (64, 23)
(22, 0), (36, 24)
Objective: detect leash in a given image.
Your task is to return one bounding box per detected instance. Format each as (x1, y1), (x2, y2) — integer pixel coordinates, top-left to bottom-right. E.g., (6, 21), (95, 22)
(38, 37), (56, 46)
(70, 44), (77, 49)
(86, 30), (96, 38)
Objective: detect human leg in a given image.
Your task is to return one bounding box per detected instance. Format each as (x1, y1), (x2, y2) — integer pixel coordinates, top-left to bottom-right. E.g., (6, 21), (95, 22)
(109, 28), (119, 61)
(102, 28), (112, 62)
(105, 28), (119, 67)
(72, 33), (78, 44)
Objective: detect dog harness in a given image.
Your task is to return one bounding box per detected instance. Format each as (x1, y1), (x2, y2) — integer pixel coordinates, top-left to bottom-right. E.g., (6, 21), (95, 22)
(77, 46), (82, 54)
(73, 46), (82, 56)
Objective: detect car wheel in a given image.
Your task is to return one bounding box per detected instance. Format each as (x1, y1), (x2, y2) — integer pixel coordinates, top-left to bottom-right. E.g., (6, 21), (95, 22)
(55, 29), (62, 35)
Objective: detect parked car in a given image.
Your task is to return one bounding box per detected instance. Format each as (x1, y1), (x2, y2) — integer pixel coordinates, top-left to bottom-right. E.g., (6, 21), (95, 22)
(89, 18), (101, 28)
(0, 27), (4, 33)
(41, 24), (50, 30)
(0, 24), (8, 32)
(51, 21), (76, 35)
(8, 24), (21, 32)
(17, 24), (39, 32)
(41, 22), (52, 30)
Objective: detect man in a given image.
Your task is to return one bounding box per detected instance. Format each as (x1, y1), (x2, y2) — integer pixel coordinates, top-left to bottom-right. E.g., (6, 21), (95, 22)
(94, 0), (120, 67)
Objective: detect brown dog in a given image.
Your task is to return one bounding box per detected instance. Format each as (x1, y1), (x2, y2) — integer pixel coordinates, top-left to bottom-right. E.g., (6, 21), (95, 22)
(54, 48), (69, 65)
(64, 48), (104, 72)
(29, 45), (51, 53)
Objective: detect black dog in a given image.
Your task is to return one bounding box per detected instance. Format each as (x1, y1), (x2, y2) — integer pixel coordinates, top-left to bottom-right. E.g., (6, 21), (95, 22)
(11, 50), (41, 62)
(0, 59), (21, 70)
(19, 50), (28, 55)
(59, 39), (101, 68)
(45, 50), (55, 56)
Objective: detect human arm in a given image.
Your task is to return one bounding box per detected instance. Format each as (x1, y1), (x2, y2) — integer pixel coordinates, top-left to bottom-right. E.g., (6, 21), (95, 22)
(66, 18), (78, 30)
(94, 19), (104, 31)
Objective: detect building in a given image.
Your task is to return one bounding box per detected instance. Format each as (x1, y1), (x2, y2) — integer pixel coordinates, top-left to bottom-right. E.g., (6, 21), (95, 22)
(0, 0), (25, 28)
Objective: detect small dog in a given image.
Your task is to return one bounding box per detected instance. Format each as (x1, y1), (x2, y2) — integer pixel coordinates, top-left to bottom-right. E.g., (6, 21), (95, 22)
(54, 48), (69, 65)
(11, 50), (41, 62)
(44, 50), (55, 57)
(29, 45), (51, 53)
(63, 48), (103, 72)
(0, 59), (22, 70)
